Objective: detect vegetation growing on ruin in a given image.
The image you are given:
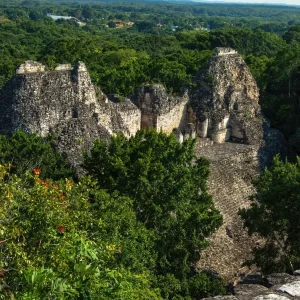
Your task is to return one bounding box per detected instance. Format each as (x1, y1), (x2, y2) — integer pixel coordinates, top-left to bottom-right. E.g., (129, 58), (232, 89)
(83, 130), (224, 298)
(0, 130), (225, 299)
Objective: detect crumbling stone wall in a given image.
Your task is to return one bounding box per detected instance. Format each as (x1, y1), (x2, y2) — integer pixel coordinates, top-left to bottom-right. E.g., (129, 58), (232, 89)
(96, 100), (141, 137)
(0, 61), (98, 136)
(15, 61), (45, 74)
(156, 99), (187, 134)
(0, 61), (140, 167)
(131, 84), (188, 134)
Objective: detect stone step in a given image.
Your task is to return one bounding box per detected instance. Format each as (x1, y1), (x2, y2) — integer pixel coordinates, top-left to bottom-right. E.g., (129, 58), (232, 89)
(198, 137), (214, 148)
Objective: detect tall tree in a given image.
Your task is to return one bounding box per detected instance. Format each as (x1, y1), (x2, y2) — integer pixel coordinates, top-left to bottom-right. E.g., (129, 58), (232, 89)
(239, 155), (300, 274)
(83, 130), (224, 298)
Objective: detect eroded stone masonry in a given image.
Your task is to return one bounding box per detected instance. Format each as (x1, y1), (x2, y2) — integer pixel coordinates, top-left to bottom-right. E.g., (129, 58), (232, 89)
(0, 47), (285, 281)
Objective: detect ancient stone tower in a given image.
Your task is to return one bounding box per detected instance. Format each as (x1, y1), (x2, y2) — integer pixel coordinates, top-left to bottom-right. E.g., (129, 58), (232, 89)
(190, 47), (263, 145)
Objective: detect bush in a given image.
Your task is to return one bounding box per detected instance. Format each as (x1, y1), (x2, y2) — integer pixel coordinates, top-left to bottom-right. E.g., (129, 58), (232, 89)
(0, 131), (76, 180)
(83, 130), (225, 298)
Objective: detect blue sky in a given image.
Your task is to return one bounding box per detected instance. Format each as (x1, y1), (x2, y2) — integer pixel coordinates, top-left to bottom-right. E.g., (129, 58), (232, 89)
(193, 0), (300, 5)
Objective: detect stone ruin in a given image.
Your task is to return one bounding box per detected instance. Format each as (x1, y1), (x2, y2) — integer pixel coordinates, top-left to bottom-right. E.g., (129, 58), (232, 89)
(0, 49), (286, 283)
(190, 47), (262, 145)
(0, 49), (269, 153)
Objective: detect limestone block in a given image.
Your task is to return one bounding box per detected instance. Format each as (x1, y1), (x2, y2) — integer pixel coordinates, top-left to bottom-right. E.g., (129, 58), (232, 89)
(254, 294), (290, 300)
(216, 115), (230, 131)
(215, 47), (238, 56)
(267, 273), (295, 286)
(211, 129), (230, 143)
(16, 61), (45, 74)
(173, 128), (183, 143)
(294, 270), (300, 276)
(276, 281), (300, 296)
(198, 118), (209, 138)
(55, 64), (72, 71)
(74, 61), (88, 72)
(234, 284), (268, 296)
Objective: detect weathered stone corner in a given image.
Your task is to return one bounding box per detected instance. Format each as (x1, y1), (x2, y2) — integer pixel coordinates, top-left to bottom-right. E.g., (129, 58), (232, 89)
(15, 61), (46, 74)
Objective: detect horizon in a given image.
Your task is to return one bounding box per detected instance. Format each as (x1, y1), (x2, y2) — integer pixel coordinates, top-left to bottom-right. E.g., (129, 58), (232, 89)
(192, 0), (300, 5)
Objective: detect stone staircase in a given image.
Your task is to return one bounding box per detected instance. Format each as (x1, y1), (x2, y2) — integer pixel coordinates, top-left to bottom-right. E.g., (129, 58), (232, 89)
(195, 142), (261, 282)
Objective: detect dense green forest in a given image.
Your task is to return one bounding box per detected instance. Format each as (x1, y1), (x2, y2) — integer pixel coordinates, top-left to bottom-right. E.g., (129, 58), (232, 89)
(0, 0), (300, 141)
(1, 0), (300, 298)
(0, 131), (225, 299)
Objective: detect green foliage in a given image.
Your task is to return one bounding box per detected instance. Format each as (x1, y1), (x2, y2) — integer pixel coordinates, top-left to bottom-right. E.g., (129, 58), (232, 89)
(2, 0), (300, 294)
(210, 28), (286, 57)
(288, 128), (300, 154)
(0, 0), (298, 98)
(245, 54), (272, 91)
(0, 131), (75, 180)
(0, 166), (161, 299)
(0, 130), (225, 299)
(239, 155), (300, 274)
(83, 130), (224, 298)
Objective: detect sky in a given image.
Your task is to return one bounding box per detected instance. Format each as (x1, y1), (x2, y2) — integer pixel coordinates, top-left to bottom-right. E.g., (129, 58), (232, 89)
(193, 0), (300, 5)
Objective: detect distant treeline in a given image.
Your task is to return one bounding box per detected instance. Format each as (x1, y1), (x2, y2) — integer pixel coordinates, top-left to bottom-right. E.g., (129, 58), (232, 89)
(0, 0), (300, 145)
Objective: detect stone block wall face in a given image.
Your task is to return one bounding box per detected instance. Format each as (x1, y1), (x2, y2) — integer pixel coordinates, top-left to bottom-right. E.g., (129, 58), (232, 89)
(156, 99), (188, 134)
(117, 106), (141, 137)
(55, 64), (72, 71)
(0, 62), (141, 168)
(15, 61), (45, 74)
(131, 83), (189, 136)
(72, 64), (97, 106)
(96, 101), (141, 137)
(4, 71), (77, 136)
(211, 129), (229, 143)
(198, 119), (209, 138)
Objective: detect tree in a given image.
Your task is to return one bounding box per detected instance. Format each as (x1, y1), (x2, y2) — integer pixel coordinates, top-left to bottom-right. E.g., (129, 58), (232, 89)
(0, 131), (76, 180)
(0, 166), (161, 299)
(107, 21), (116, 28)
(272, 44), (300, 98)
(83, 130), (224, 298)
(283, 26), (300, 44)
(134, 20), (156, 33)
(239, 155), (300, 274)
(245, 54), (272, 92)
